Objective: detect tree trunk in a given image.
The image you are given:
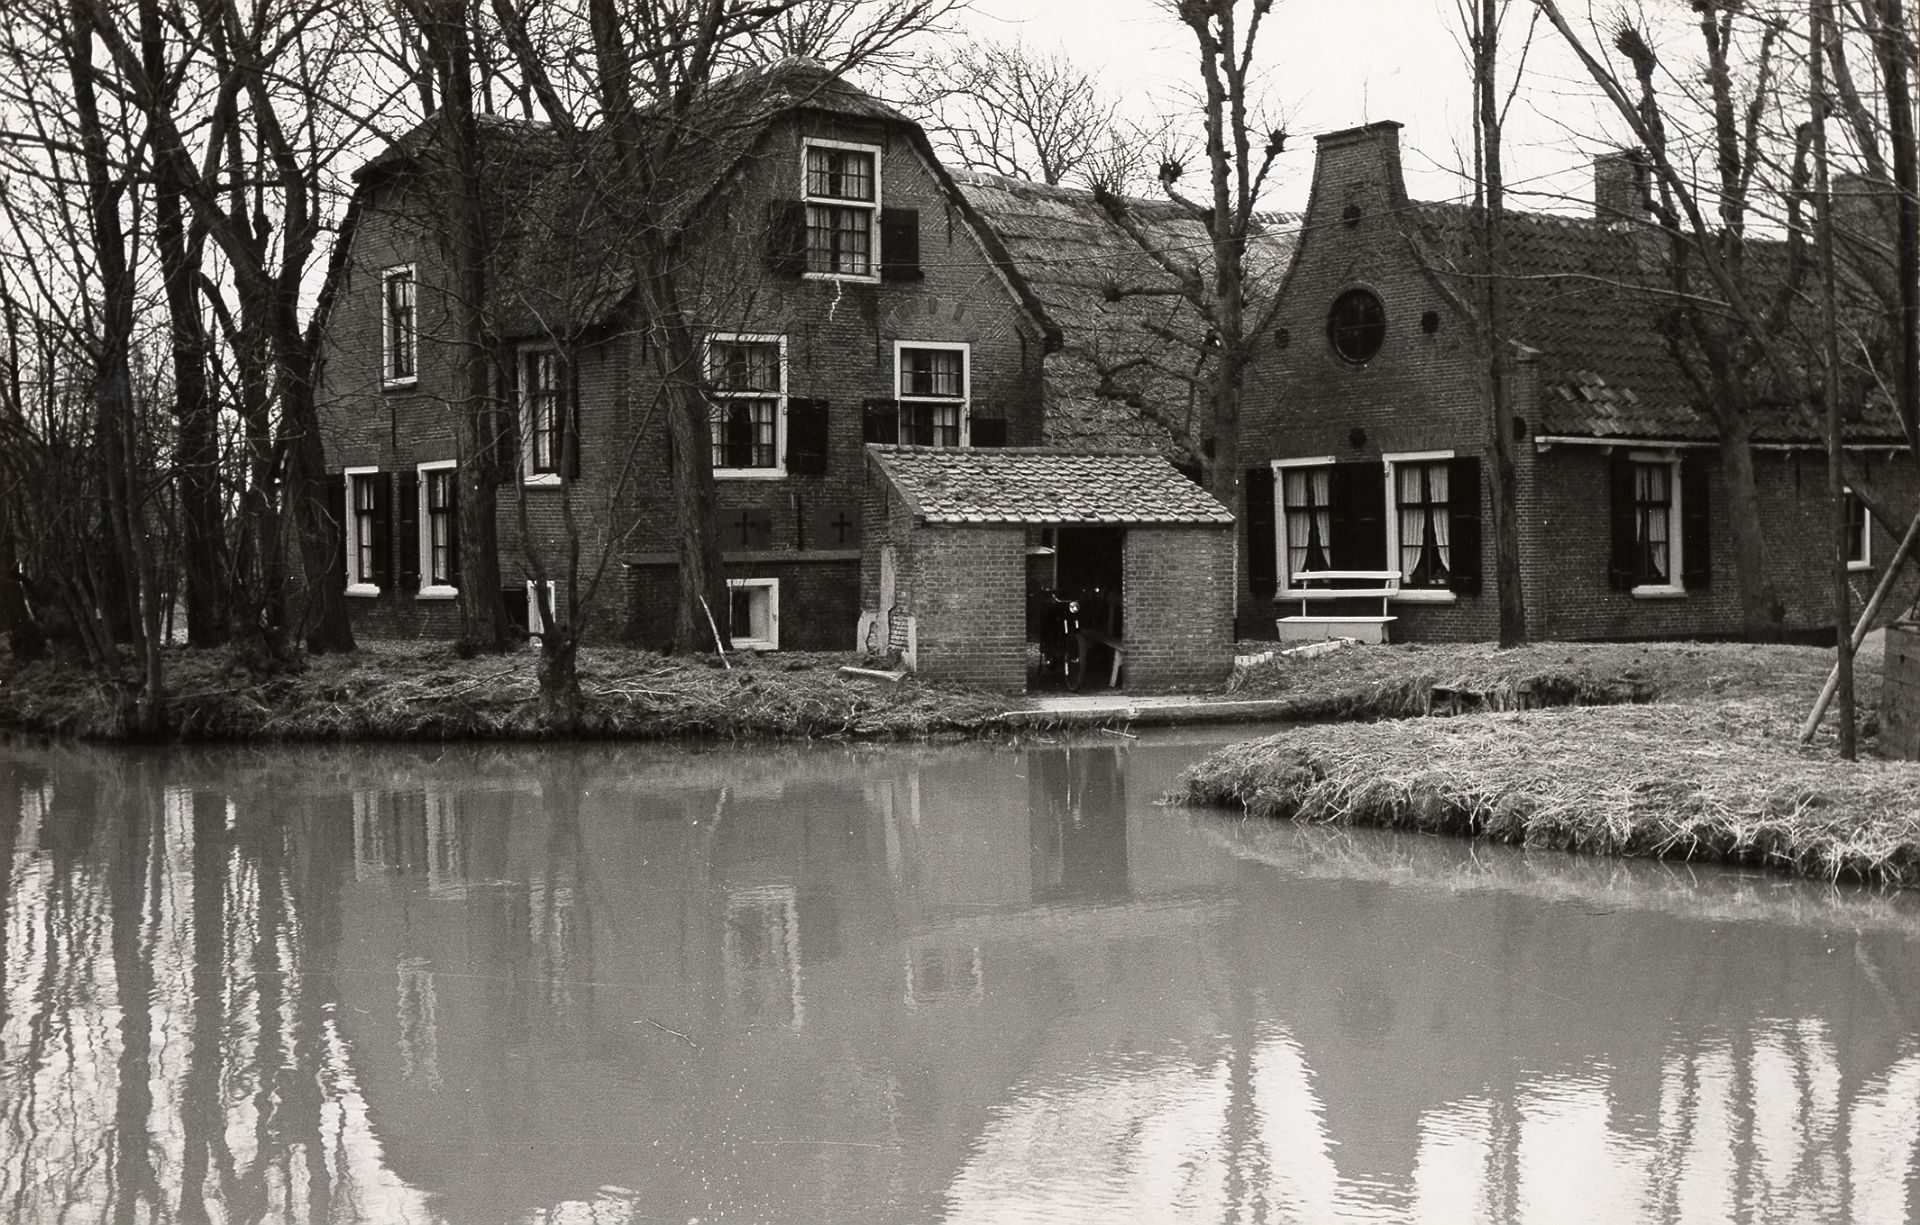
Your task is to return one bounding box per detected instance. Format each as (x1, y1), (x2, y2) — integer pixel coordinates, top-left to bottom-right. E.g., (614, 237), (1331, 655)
(1476, 0), (1529, 646)
(420, 2), (513, 651)
(1715, 414), (1787, 641)
(537, 632), (582, 729)
(282, 362), (355, 654)
(649, 292), (729, 654)
(140, 0), (227, 648)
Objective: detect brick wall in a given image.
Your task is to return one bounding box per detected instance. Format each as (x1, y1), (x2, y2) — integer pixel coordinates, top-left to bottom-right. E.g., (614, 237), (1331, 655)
(317, 110), (1049, 650)
(1534, 445), (1920, 640)
(906, 525), (1028, 690)
(626, 557), (860, 652)
(1123, 526), (1235, 689)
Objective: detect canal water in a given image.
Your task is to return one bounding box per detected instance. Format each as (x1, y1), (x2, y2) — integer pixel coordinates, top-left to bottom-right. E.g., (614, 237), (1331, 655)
(2, 729), (1917, 1224)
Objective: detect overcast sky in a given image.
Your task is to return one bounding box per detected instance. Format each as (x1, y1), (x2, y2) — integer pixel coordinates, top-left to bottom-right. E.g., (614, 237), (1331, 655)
(958, 0), (1642, 217)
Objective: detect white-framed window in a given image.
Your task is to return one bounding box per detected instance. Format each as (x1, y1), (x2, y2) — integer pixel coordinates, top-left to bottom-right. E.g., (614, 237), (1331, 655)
(727, 577), (780, 650)
(1845, 488), (1872, 571)
(706, 333), (786, 477)
(1388, 452), (1455, 590)
(1275, 456), (1335, 593)
(344, 466), (382, 597)
(417, 460), (458, 599)
(802, 139), (881, 279)
(1627, 450), (1684, 596)
(383, 265), (417, 387)
(520, 347), (564, 486)
(895, 342), (968, 448)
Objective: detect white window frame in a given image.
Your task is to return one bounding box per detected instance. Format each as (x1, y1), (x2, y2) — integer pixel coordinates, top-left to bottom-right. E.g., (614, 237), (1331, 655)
(518, 345), (563, 487)
(1273, 457), (1336, 599)
(1845, 487), (1873, 572)
(1627, 449), (1686, 598)
(344, 466), (381, 598)
(416, 460), (459, 600)
(382, 264), (417, 389)
(705, 332), (787, 480)
(727, 577), (780, 651)
(1382, 450), (1458, 604)
(801, 138), (882, 283)
(894, 341), (970, 449)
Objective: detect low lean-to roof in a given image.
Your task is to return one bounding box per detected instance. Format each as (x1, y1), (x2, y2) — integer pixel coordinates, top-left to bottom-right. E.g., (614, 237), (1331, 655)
(1409, 202), (1902, 444)
(867, 445), (1234, 526)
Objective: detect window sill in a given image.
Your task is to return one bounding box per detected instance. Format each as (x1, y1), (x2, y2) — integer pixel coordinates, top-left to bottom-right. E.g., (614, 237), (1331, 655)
(1848, 561), (1873, 573)
(1389, 589), (1457, 605)
(802, 271), (878, 285)
(416, 586), (458, 601)
(347, 583), (381, 599)
(383, 377), (418, 392)
(523, 473), (562, 488)
(715, 467), (786, 481)
(733, 639), (777, 652)
(1631, 585), (1687, 600)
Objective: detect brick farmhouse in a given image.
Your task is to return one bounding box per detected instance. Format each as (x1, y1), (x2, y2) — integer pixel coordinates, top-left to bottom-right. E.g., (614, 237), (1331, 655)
(315, 62), (1062, 653)
(1241, 121), (1916, 643)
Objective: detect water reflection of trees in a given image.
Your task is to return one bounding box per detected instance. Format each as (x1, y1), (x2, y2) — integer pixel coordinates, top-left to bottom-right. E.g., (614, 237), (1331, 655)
(4, 741), (1919, 1224)
(0, 755), (434, 1224)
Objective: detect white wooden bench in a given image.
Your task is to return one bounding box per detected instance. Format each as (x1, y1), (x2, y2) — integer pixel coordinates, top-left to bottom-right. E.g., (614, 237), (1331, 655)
(1276, 569), (1400, 645)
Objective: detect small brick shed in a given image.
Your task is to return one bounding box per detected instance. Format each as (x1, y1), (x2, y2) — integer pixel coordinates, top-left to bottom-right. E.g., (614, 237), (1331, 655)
(862, 445), (1237, 691)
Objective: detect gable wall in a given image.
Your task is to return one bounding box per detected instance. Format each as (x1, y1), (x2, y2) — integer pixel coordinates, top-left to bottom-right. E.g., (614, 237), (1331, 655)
(1242, 123), (1534, 642)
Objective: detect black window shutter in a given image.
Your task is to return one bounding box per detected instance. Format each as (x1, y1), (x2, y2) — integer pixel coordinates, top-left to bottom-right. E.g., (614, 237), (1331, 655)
(326, 474), (348, 590)
(1447, 455), (1483, 595)
(862, 397), (900, 444)
(1681, 452), (1711, 589)
(564, 359), (582, 480)
(371, 472), (394, 589)
(880, 207), (923, 281)
(496, 361), (519, 472)
(1244, 466), (1278, 595)
(766, 199), (807, 276)
(970, 414), (1009, 447)
(1328, 461), (1387, 571)
(448, 471), (462, 584)
(1607, 449), (1636, 590)
(396, 470), (421, 592)
(787, 397), (829, 475)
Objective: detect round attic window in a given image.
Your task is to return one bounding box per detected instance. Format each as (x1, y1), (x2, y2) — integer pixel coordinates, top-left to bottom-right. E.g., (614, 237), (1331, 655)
(1327, 288), (1386, 364)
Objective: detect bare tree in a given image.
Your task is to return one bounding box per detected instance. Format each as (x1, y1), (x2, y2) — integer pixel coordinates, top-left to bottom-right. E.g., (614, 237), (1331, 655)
(1536, 0), (1815, 641)
(900, 36), (1158, 193)
(1093, 0), (1289, 510)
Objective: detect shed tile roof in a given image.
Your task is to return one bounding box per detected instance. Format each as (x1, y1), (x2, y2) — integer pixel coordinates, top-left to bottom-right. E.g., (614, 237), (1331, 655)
(867, 446), (1233, 525)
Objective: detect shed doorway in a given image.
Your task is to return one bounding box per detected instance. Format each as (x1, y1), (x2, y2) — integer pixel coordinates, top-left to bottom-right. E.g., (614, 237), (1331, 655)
(1029, 525), (1125, 691)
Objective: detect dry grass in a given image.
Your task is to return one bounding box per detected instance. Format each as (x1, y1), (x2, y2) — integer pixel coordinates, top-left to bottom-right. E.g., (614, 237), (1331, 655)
(1225, 639), (1853, 723)
(1179, 702), (1920, 887)
(0, 643), (1013, 742)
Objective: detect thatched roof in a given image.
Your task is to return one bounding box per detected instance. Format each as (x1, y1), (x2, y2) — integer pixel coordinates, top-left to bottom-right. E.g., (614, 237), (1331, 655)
(955, 171), (1297, 458)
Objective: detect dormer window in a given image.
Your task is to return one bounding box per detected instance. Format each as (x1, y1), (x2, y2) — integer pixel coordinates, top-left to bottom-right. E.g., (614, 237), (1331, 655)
(803, 141), (880, 279)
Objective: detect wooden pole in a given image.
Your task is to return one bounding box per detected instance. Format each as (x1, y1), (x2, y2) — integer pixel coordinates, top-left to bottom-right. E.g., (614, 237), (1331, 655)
(1800, 507), (1920, 742)
(1812, 0), (1857, 758)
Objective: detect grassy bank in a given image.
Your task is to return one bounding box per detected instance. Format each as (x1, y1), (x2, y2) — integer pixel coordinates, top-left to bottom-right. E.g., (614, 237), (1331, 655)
(0, 644), (1013, 742)
(1181, 640), (1920, 887)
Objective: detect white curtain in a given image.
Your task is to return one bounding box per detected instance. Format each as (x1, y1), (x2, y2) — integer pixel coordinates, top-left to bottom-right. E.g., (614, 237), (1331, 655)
(1398, 463), (1451, 583)
(1636, 462), (1670, 581)
(1428, 463), (1451, 573)
(1283, 469), (1331, 582)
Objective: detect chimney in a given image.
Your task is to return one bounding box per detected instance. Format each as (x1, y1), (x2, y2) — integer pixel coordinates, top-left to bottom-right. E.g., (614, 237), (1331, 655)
(1307, 121), (1408, 227)
(1593, 149), (1649, 225)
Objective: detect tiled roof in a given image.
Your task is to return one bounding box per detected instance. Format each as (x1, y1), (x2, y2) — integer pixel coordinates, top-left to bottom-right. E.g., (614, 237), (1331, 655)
(955, 171), (1296, 459)
(1408, 203), (1900, 443)
(867, 446), (1233, 525)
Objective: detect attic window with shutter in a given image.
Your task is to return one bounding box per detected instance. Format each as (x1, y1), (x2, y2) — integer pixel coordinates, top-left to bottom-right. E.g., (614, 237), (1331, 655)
(706, 333), (786, 477)
(802, 140), (881, 279)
